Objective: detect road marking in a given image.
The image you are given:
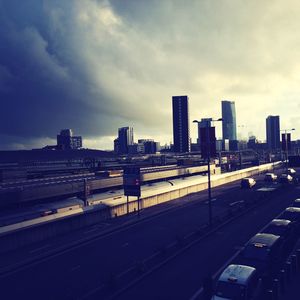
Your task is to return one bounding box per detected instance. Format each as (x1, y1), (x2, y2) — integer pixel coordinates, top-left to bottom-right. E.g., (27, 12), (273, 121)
(233, 245), (244, 251)
(70, 265), (81, 272)
(204, 198), (217, 204)
(84, 227), (99, 234)
(229, 200), (244, 206)
(122, 242), (129, 248)
(29, 244), (50, 254)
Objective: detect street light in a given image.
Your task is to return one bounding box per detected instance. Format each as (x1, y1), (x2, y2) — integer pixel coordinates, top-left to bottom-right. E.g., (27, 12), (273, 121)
(193, 118), (222, 227)
(280, 128), (295, 170)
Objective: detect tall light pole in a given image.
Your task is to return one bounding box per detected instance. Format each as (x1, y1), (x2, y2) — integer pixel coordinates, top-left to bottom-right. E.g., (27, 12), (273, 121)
(280, 128), (295, 170)
(193, 118), (222, 227)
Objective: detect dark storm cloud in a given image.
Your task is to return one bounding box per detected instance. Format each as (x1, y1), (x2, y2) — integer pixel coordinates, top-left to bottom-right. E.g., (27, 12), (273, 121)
(0, 0), (133, 149)
(1, 0), (300, 149)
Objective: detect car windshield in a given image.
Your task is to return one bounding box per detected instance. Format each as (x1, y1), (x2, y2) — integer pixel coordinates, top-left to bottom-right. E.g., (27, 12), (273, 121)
(263, 225), (286, 236)
(215, 281), (246, 299)
(281, 212), (300, 222)
(243, 244), (270, 261)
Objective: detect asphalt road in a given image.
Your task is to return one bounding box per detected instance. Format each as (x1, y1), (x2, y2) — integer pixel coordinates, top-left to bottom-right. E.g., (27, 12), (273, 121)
(1, 169), (299, 300)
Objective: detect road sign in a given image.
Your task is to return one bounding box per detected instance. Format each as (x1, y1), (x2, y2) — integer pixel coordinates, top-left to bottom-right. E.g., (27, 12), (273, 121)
(123, 166), (141, 197)
(200, 127), (216, 158)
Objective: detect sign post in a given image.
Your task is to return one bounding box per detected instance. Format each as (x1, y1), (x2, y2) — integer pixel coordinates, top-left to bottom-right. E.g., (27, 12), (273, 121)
(123, 167), (141, 216)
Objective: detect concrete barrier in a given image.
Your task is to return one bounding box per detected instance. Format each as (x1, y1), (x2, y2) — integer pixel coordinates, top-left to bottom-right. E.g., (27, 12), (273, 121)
(0, 162), (280, 254)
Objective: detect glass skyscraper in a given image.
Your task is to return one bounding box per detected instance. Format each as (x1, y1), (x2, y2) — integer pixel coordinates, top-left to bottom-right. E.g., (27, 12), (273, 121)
(221, 100), (237, 141)
(266, 115), (280, 150)
(172, 95), (190, 153)
(118, 127), (134, 154)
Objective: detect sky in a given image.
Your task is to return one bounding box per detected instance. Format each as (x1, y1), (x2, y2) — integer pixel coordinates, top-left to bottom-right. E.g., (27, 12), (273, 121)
(1, 0), (300, 150)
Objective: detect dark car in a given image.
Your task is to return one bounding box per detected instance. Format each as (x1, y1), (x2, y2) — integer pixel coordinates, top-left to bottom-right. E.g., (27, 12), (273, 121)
(235, 233), (282, 277)
(279, 207), (300, 232)
(261, 219), (295, 256)
(278, 174), (293, 184)
(292, 199), (300, 208)
(241, 178), (256, 189)
(287, 168), (296, 176)
(264, 173), (277, 182)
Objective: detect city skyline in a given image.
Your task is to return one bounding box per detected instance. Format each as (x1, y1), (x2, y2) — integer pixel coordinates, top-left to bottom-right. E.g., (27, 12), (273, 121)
(1, 0), (300, 150)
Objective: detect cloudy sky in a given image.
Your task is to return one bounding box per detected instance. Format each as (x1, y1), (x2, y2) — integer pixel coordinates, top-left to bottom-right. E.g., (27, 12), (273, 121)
(1, 0), (300, 150)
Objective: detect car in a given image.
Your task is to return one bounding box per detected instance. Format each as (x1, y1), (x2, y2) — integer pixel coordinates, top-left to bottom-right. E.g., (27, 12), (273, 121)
(292, 199), (300, 208)
(235, 233), (282, 277)
(287, 168), (296, 175)
(278, 174), (293, 184)
(212, 264), (261, 300)
(279, 207), (300, 231)
(264, 173), (277, 182)
(241, 178), (256, 189)
(260, 219), (295, 256)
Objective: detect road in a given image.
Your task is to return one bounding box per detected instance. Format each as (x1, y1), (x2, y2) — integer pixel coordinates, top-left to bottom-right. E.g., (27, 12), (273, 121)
(1, 170), (299, 300)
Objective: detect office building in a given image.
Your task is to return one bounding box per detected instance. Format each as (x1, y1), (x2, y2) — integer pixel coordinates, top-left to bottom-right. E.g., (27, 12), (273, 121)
(196, 118), (212, 145)
(266, 115), (280, 150)
(57, 129), (82, 150)
(221, 100), (237, 149)
(172, 95), (190, 153)
(136, 139), (160, 154)
(118, 127), (134, 154)
(113, 138), (119, 154)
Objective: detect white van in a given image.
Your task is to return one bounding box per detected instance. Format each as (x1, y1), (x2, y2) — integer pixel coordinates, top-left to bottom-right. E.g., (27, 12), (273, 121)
(212, 264), (261, 300)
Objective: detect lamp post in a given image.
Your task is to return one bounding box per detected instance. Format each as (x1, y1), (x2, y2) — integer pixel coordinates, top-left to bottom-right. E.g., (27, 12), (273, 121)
(280, 128), (295, 170)
(193, 118), (222, 227)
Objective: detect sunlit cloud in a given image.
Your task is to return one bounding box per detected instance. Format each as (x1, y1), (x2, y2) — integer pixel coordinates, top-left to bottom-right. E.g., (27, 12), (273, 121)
(1, 0), (300, 150)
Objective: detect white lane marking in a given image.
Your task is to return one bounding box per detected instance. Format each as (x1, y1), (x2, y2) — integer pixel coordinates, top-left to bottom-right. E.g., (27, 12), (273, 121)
(29, 244), (50, 254)
(204, 198), (217, 204)
(84, 227), (99, 234)
(121, 242), (129, 248)
(229, 200), (244, 206)
(70, 265), (81, 272)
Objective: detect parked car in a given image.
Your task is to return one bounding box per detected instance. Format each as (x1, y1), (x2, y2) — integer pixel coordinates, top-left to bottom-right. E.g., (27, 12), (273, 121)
(241, 178), (256, 189)
(278, 174), (293, 184)
(212, 264), (261, 300)
(264, 173), (277, 182)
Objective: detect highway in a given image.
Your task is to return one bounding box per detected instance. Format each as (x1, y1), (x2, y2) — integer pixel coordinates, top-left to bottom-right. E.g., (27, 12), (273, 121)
(1, 169), (299, 300)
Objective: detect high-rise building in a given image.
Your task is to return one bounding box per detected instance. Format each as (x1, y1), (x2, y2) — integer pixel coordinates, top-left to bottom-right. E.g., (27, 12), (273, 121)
(222, 100), (237, 150)
(266, 115), (280, 150)
(57, 129), (82, 150)
(196, 118), (212, 145)
(118, 127), (134, 154)
(172, 95), (190, 153)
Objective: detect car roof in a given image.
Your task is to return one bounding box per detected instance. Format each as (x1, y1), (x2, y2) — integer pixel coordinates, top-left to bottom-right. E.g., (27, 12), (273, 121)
(268, 219), (291, 226)
(219, 264), (256, 285)
(248, 233), (280, 247)
(285, 207), (300, 213)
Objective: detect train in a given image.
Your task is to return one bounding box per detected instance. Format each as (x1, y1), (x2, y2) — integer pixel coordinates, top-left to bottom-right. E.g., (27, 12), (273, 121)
(0, 197), (84, 227)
